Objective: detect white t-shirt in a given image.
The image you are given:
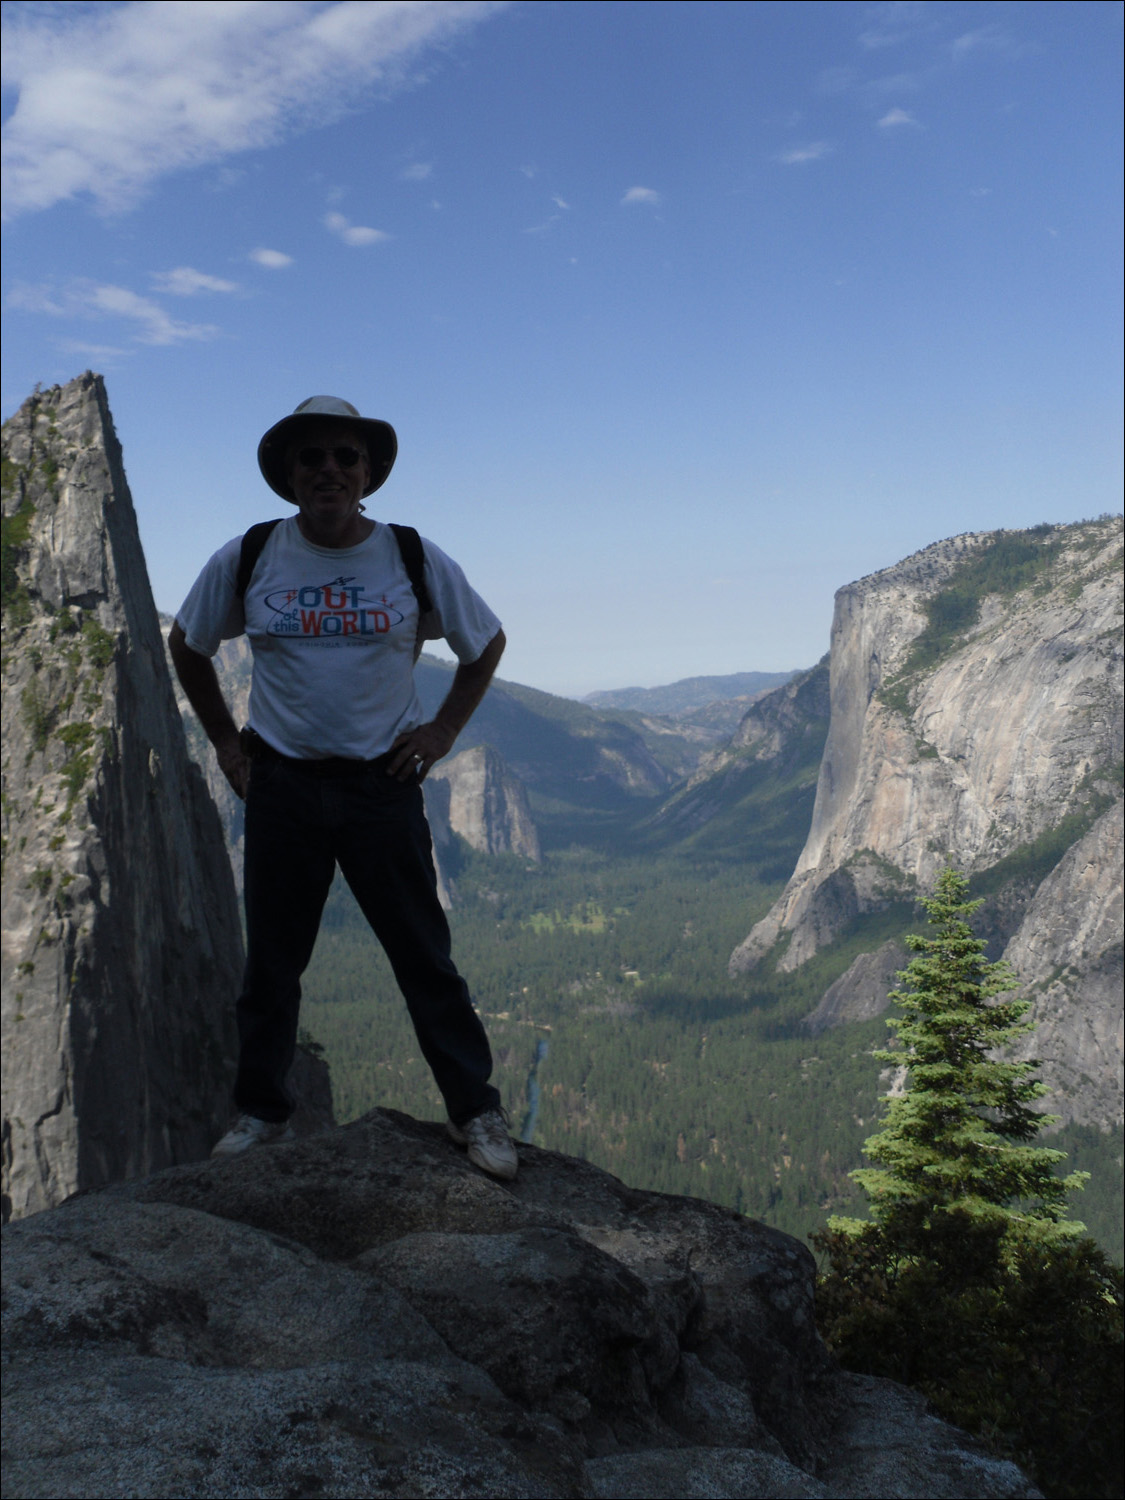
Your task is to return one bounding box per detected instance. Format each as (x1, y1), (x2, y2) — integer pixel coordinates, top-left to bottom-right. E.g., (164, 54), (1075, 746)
(176, 518), (502, 760)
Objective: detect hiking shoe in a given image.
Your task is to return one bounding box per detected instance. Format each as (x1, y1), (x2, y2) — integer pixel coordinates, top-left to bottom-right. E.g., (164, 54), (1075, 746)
(447, 1108), (519, 1180)
(211, 1114), (295, 1157)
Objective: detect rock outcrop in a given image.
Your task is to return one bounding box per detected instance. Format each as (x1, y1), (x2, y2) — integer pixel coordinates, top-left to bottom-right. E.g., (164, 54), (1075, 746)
(801, 941), (909, 1037)
(730, 520), (1123, 1127)
(1, 1109), (1039, 1499)
(426, 743), (541, 860)
(1, 375), (242, 1222)
(1002, 799), (1124, 1125)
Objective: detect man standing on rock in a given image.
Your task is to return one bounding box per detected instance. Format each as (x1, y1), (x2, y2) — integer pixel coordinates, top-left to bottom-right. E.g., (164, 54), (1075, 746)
(169, 396), (517, 1180)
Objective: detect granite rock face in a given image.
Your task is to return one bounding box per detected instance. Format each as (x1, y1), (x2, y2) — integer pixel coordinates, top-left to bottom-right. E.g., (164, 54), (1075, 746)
(1, 375), (242, 1222)
(730, 521), (1123, 1127)
(0, 1108), (1040, 1499)
(1002, 799), (1124, 1126)
(426, 742), (541, 860)
(801, 942), (909, 1037)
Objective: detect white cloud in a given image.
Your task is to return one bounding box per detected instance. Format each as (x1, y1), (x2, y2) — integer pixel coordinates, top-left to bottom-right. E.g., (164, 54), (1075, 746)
(621, 186), (661, 207)
(324, 211), (389, 247)
(777, 142), (833, 165)
(150, 266), (239, 296)
(950, 24), (1013, 58)
(877, 107), (918, 128)
(249, 248), (294, 269)
(401, 161), (433, 180)
(858, 2), (933, 51)
(1, 1), (507, 219)
(6, 283), (67, 316)
(6, 279), (218, 345)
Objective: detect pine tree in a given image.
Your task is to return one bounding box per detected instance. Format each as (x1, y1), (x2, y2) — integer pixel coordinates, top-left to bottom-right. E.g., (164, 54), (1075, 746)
(813, 869), (1122, 1500)
(839, 865), (1087, 1249)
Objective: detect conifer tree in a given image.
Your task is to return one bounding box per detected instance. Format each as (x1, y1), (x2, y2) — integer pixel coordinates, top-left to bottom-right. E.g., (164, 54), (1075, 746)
(814, 869), (1122, 1500)
(837, 865), (1087, 1249)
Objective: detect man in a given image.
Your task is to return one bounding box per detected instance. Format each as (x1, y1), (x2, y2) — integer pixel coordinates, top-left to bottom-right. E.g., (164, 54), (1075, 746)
(169, 396), (517, 1180)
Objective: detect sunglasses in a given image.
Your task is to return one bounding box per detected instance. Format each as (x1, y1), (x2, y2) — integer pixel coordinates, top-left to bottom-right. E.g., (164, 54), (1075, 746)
(296, 445), (364, 470)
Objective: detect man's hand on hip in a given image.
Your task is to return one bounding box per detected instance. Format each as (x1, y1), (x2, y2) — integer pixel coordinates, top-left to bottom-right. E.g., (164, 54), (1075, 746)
(387, 722), (457, 783)
(385, 629), (505, 784)
(215, 730), (251, 800)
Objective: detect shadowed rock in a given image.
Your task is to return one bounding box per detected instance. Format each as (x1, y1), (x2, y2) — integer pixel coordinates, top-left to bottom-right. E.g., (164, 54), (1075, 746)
(1, 374), (242, 1221)
(1, 1108), (1039, 1498)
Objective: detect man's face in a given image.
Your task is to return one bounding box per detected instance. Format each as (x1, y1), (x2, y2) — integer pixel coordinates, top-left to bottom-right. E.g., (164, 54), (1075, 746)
(286, 424), (371, 527)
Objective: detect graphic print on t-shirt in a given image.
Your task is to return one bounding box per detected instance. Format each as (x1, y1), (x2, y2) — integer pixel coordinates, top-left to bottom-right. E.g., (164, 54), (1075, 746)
(262, 573), (409, 641)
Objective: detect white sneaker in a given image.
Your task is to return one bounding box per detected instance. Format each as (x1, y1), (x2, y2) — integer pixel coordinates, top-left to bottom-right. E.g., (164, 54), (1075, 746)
(211, 1114), (295, 1157)
(447, 1109), (519, 1180)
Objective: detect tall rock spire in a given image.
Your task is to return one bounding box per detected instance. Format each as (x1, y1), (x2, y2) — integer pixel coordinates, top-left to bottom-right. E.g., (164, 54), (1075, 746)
(1, 373), (241, 1221)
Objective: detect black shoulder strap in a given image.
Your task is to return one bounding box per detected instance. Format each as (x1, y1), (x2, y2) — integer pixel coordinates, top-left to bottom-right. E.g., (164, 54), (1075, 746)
(236, 518), (283, 600)
(389, 523), (434, 613)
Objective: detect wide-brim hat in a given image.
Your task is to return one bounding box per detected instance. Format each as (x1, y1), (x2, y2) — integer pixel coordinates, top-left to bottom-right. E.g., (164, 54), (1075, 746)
(257, 396), (398, 502)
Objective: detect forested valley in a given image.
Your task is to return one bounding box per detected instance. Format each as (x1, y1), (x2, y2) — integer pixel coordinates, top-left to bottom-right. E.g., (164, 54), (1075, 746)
(299, 762), (1123, 1262)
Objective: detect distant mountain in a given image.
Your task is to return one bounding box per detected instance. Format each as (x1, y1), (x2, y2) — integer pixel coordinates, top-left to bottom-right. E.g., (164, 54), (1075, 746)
(413, 658), (712, 841)
(583, 670), (798, 717)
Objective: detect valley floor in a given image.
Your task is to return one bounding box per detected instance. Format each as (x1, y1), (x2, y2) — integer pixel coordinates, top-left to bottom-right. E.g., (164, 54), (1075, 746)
(300, 845), (1124, 1263)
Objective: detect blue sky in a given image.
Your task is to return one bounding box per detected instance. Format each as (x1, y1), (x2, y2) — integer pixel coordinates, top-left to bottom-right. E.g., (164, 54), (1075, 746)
(3, 1), (1121, 697)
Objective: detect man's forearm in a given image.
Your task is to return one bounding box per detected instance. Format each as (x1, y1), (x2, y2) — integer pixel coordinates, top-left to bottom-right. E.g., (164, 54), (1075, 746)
(387, 628), (506, 780)
(168, 621), (238, 748)
(433, 628), (506, 741)
(169, 621), (250, 798)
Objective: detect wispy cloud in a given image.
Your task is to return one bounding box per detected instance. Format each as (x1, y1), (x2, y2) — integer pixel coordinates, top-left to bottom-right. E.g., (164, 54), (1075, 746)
(249, 248), (294, 269)
(524, 193), (572, 235)
(150, 267), (239, 296)
(858, 2), (933, 51)
(1, 1), (507, 219)
(7, 279), (219, 345)
(621, 186), (661, 207)
(324, 211), (389, 247)
(401, 162), (433, 181)
(777, 142), (833, 165)
(877, 107), (918, 128)
(950, 24), (1015, 58)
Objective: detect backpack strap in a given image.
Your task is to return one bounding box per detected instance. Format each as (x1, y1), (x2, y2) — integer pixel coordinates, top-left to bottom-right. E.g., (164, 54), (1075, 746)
(235, 517), (433, 615)
(389, 523), (434, 614)
(235, 518), (283, 600)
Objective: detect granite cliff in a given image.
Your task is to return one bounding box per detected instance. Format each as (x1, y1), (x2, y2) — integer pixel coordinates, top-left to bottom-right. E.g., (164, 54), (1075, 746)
(1, 375), (243, 1222)
(1, 1109), (1039, 1499)
(730, 520), (1124, 1127)
(426, 743), (541, 861)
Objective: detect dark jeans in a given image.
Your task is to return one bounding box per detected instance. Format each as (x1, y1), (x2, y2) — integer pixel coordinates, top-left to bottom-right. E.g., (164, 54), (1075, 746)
(235, 756), (500, 1126)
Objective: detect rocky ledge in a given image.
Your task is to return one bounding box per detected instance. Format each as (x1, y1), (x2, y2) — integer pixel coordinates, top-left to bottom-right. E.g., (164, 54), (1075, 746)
(2, 1110), (1037, 1499)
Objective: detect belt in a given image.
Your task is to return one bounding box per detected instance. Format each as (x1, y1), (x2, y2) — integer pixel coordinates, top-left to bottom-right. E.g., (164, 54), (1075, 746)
(240, 727), (397, 777)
